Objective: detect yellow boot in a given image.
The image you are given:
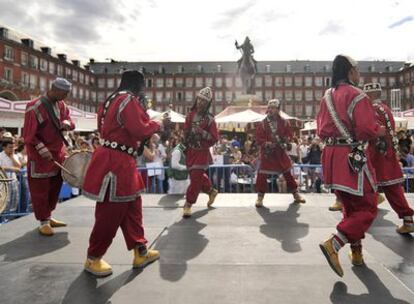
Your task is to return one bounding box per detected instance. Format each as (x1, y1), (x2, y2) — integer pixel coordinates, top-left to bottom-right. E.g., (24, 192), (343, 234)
(207, 188), (218, 207)
(293, 191), (306, 204)
(396, 224), (414, 234)
(183, 203), (192, 218)
(349, 245), (364, 266)
(84, 258), (113, 277)
(329, 200), (343, 212)
(319, 235), (344, 277)
(255, 194), (264, 208)
(377, 193), (385, 205)
(38, 223), (54, 236)
(50, 218), (67, 228)
(133, 249), (160, 269)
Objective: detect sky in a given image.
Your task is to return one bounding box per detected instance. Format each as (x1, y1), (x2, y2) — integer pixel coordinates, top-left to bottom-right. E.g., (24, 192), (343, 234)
(1, 0), (414, 64)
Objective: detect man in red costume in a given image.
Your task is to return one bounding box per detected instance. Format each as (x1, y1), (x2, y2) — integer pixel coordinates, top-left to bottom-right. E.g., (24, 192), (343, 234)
(183, 87), (219, 218)
(364, 82), (414, 234)
(255, 99), (306, 207)
(317, 55), (386, 277)
(82, 70), (164, 277)
(23, 78), (75, 236)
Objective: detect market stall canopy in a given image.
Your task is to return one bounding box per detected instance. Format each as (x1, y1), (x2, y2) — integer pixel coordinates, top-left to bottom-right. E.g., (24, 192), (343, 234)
(216, 109), (265, 125)
(146, 109), (185, 123)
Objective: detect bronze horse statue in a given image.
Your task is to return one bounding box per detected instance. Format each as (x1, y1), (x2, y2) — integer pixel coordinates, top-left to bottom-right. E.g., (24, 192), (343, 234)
(235, 37), (257, 94)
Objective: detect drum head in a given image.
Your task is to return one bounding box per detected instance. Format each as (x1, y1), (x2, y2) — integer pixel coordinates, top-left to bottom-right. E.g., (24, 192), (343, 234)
(0, 168), (9, 214)
(62, 151), (92, 188)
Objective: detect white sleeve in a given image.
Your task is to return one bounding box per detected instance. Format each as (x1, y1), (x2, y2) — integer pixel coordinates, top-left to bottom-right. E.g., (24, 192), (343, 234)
(171, 150), (187, 171)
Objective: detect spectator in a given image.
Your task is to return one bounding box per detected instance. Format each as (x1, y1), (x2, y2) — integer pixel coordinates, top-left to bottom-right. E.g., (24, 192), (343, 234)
(0, 139), (21, 213)
(287, 137), (300, 163)
(0, 127), (5, 153)
(91, 137), (101, 151)
(398, 130), (412, 155)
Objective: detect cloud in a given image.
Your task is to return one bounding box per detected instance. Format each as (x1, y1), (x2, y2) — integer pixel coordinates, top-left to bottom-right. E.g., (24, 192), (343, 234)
(212, 0), (256, 29)
(389, 16), (414, 28)
(319, 20), (344, 35)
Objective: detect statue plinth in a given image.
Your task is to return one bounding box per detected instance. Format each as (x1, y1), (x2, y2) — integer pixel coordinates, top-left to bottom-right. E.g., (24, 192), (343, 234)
(233, 94), (262, 106)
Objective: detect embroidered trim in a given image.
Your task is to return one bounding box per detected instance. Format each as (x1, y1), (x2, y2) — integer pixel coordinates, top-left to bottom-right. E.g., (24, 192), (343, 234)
(325, 88), (352, 140)
(347, 93), (366, 121)
(82, 172), (144, 202)
(116, 95), (133, 127)
(373, 103), (399, 152)
(35, 142), (45, 150)
(29, 161), (59, 178)
(377, 177), (405, 187)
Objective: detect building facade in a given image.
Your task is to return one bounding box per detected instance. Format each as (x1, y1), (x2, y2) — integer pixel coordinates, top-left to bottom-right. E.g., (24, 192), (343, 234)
(1, 26), (414, 118)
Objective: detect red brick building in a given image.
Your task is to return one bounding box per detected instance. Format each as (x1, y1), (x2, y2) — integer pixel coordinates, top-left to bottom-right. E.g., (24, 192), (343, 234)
(1, 25), (414, 119)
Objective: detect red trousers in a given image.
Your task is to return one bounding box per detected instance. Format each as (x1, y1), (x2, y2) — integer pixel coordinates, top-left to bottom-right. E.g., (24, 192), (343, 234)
(256, 171), (298, 194)
(28, 174), (63, 221)
(87, 196), (147, 258)
(186, 169), (213, 204)
(336, 177), (377, 243)
(382, 184), (414, 218)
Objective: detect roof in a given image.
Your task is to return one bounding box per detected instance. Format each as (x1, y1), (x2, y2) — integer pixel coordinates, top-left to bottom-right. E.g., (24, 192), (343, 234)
(90, 60), (405, 75)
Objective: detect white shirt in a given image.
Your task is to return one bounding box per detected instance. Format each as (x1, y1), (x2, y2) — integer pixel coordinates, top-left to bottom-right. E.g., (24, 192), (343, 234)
(0, 151), (19, 180)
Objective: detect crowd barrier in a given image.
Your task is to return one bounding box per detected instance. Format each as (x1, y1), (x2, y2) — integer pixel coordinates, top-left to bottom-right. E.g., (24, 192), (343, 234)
(2, 164), (414, 223)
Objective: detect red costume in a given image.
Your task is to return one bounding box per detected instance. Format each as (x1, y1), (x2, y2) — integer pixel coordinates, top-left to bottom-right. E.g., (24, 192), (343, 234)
(184, 109), (219, 204)
(255, 114), (298, 193)
(317, 83), (382, 242)
(83, 91), (160, 258)
(23, 96), (75, 221)
(367, 100), (414, 219)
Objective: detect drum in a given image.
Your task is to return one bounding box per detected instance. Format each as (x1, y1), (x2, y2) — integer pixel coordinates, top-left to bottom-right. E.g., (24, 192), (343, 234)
(0, 168), (10, 214)
(61, 151), (92, 188)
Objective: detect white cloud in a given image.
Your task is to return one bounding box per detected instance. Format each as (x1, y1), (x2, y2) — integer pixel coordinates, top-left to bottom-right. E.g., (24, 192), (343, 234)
(1, 0), (414, 63)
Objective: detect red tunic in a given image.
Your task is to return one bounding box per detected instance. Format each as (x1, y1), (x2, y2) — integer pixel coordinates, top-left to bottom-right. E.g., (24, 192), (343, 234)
(184, 110), (219, 171)
(256, 115), (293, 174)
(317, 83), (382, 196)
(82, 93), (160, 202)
(367, 100), (404, 186)
(23, 97), (75, 178)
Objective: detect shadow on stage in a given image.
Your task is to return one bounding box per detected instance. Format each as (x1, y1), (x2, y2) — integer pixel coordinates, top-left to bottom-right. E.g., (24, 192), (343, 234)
(256, 203), (309, 252)
(0, 230), (69, 262)
(157, 194), (184, 209)
(330, 265), (410, 304)
(154, 208), (210, 282)
(62, 269), (142, 304)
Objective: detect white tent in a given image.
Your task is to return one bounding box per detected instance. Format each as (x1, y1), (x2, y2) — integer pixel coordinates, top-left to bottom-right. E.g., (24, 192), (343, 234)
(146, 109), (185, 123)
(216, 109), (265, 130)
(147, 109), (162, 119)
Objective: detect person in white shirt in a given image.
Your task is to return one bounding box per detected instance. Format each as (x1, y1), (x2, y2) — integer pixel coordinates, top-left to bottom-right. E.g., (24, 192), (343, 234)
(0, 139), (21, 213)
(168, 139), (190, 194)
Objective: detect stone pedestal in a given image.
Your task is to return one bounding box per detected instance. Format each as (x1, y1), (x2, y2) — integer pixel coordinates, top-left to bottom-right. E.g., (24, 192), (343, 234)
(233, 94), (262, 106)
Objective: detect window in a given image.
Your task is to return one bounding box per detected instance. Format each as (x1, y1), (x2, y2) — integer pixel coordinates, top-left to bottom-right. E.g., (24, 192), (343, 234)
(315, 76), (323, 87)
(21, 72), (29, 87)
(285, 104), (293, 115)
(185, 77), (193, 87)
(85, 75), (90, 85)
(65, 68), (72, 79)
(235, 77), (243, 88)
(3, 68), (13, 81)
(264, 75), (272, 87)
(21, 52), (28, 66)
(275, 77), (283, 87)
(205, 77), (213, 87)
(195, 77), (203, 88)
(98, 78), (105, 88)
(305, 77), (312, 87)
(155, 92), (163, 102)
(405, 87), (410, 99)
(29, 74), (37, 89)
(254, 90), (263, 101)
(315, 90), (323, 100)
(225, 77), (233, 88)
(255, 77), (263, 87)
(185, 91), (194, 102)
(285, 77), (292, 87)
(91, 91), (97, 102)
(381, 90), (387, 100)
(166, 78), (173, 88)
(215, 77), (223, 88)
(146, 91), (153, 101)
(79, 88), (84, 100)
(225, 91), (233, 102)
(286, 65), (291, 72)
(324, 77), (331, 86)
(358, 77), (364, 87)
(295, 90), (303, 101)
(265, 90), (273, 100)
(39, 77), (47, 92)
(305, 105), (313, 117)
(72, 70), (78, 81)
(275, 90), (283, 99)
(305, 90), (313, 101)
(97, 91), (105, 102)
(175, 77), (183, 87)
(107, 78), (115, 89)
(165, 91), (172, 102)
(215, 91), (223, 101)
(79, 73), (84, 84)
(146, 78), (153, 87)
(4, 45), (13, 61)
(265, 65), (271, 73)
(371, 77), (378, 84)
(176, 91), (183, 101)
(294, 76), (303, 87)
(285, 90), (293, 101)
(30, 55), (39, 69)
(72, 86), (78, 98)
(57, 65), (63, 76)
(217, 65), (222, 72)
